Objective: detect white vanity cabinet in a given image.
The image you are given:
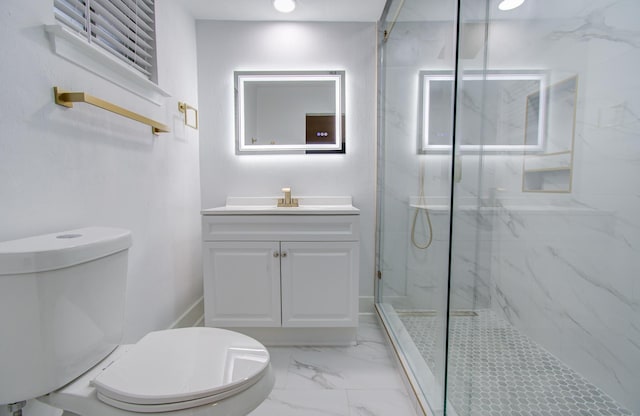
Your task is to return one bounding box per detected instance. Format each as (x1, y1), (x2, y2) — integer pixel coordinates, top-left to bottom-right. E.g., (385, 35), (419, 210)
(280, 241), (358, 327)
(203, 241), (282, 327)
(201, 199), (359, 345)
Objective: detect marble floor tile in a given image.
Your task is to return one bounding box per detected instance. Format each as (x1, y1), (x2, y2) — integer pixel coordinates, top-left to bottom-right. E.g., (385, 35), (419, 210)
(347, 389), (418, 416)
(287, 346), (404, 390)
(355, 315), (388, 343)
(266, 347), (292, 389)
(249, 390), (349, 416)
(249, 315), (418, 416)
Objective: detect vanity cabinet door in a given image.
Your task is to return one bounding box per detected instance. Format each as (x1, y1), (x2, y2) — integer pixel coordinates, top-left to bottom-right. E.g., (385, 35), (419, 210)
(280, 241), (358, 327)
(203, 241), (281, 327)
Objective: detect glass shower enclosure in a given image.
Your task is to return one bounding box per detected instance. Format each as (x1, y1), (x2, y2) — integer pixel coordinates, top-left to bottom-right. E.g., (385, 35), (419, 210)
(375, 0), (640, 415)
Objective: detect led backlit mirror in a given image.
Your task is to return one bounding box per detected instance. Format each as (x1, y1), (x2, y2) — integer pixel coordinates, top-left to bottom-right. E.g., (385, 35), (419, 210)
(235, 70), (345, 154)
(419, 70), (547, 153)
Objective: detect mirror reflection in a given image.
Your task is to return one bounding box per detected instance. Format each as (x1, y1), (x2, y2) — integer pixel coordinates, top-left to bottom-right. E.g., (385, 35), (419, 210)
(419, 70), (547, 153)
(235, 71), (345, 154)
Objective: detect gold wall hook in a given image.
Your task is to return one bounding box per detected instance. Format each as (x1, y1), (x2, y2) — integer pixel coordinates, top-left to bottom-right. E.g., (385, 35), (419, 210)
(178, 101), (198, 130)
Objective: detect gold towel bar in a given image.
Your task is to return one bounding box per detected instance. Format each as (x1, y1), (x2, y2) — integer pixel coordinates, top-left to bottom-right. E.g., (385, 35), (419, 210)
(54, 87), (170, 135)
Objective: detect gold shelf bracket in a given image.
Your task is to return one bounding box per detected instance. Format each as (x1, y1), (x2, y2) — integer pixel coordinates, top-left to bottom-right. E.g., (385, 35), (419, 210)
(53, 86), (170, 135)
(178, 101), (198, 130)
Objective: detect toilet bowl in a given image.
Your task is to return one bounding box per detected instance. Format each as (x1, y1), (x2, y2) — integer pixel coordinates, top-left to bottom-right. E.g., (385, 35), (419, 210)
(0, 227), (273, 416)
(40, 328), (274, 416)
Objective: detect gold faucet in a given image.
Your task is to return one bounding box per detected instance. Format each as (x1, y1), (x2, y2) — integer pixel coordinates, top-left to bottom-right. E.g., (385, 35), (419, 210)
(277, 187), (299, 207)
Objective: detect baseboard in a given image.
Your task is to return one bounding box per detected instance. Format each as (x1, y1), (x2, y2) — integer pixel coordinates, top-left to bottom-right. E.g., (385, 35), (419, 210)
(169, 296), (204, 329)
(359, 295), (375, 314)
(221, 326), (357, 346)
(178, 296), (373, 329)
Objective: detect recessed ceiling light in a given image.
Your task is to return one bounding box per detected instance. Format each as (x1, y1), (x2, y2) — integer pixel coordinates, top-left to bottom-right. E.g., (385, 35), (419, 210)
(498, 0), (525, 11)
(273, 0), (296, 13)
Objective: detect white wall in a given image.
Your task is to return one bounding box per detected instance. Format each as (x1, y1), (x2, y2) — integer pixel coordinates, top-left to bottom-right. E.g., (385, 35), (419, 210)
(196, 21), (377, 303)
(0, 0), (202, 350)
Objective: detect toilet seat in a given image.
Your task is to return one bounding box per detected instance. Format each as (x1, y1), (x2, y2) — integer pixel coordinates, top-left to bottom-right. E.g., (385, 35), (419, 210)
(39, 327), (274, 416)
(96, 373), (264, 413)
(91, 327), (270, 412)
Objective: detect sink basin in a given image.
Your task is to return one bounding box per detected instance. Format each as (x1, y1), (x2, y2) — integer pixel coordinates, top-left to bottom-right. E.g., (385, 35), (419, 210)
(201, 196), (359, 215)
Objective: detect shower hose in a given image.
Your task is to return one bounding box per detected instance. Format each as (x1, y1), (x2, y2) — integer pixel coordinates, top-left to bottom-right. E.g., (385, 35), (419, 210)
(411, 164), (433, 250)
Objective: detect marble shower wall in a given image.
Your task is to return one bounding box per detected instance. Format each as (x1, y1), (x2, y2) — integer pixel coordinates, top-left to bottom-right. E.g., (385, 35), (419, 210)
(379, 0), (639, 413)
(480, 1), (640, 413)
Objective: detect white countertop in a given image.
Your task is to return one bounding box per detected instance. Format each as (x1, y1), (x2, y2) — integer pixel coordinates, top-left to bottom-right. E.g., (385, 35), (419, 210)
(202, 196), (359, 215)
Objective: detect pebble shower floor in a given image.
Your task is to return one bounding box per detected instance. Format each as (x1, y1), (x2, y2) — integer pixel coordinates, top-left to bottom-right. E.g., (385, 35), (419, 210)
(399, 310), (633, 416)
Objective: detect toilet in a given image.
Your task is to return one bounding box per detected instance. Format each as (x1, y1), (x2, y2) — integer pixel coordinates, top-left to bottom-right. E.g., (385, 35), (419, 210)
(0, 227), (274, 416)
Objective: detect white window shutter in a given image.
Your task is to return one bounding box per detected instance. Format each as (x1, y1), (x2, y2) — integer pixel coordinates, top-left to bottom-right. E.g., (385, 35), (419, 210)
(54, 0), (157, 81)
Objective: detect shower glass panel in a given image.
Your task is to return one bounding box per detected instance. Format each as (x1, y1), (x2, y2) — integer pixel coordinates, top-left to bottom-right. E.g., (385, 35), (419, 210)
(447, 0), (639, 415)
(376, 0), (640, 415)
(376, 0), (457, 414)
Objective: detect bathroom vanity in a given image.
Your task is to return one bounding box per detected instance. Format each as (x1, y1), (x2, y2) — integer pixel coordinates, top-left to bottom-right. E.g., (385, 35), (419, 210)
(201, 196), (360, 345)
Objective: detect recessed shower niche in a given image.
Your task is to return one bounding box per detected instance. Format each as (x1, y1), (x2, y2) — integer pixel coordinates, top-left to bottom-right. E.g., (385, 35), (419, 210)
(522, 75), (578, 193)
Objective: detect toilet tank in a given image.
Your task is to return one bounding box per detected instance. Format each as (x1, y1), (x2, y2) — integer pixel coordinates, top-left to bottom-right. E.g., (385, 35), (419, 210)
(0, 227), (131, 405)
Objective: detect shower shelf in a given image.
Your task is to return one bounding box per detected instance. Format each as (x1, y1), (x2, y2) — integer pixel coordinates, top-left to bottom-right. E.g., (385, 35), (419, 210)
(409, 204), (448, 211)
(408, 199), (602, 215)
(523, 166), (571, 174)
(522, 150), (573, 193)
(523, 167), (571, 193)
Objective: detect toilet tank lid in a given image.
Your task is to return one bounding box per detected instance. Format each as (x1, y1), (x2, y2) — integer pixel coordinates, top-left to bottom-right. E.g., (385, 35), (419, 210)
(0, 227), (132, 275)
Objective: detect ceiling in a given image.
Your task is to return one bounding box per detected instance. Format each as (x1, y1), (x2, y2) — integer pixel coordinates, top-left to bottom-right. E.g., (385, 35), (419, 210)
(178, 0), (388, 22)
(177, 1), (607, 24)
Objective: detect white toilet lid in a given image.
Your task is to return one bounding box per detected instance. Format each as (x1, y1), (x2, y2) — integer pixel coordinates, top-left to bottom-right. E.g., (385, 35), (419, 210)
(91, 327), (270, 408)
